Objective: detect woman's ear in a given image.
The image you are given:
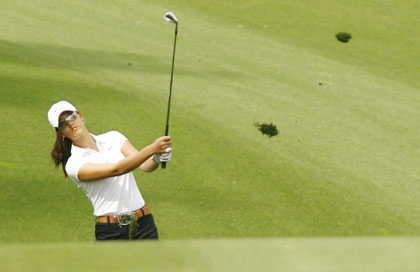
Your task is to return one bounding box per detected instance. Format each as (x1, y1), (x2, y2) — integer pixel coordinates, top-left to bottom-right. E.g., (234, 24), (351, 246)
(56, 129), (64, 137)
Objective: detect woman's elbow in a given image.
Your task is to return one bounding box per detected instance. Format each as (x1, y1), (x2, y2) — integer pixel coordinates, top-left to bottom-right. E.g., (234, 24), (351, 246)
(111, 164), (126, 176)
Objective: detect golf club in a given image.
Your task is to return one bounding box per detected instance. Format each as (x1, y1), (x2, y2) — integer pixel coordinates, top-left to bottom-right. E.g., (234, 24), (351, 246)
(162, 11), (178, 169)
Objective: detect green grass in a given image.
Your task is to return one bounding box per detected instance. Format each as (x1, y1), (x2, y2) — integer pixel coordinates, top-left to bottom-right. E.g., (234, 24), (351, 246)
(0, 0), (419, 270)
(2, 238), (420, 272)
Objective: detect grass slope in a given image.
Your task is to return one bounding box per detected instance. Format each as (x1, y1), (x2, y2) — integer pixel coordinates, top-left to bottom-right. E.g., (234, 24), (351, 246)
(0, 0), (419, 244)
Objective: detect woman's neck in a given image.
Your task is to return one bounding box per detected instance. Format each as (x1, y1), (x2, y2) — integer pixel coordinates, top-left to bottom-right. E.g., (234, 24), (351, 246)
(73, 130), (98, 151)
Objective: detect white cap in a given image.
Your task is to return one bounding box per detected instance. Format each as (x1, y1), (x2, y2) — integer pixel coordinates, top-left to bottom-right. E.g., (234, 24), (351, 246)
(47, 101), (77, 128)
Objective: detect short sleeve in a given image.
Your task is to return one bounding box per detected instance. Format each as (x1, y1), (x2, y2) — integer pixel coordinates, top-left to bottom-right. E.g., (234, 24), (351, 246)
(66, 156), (85, 183)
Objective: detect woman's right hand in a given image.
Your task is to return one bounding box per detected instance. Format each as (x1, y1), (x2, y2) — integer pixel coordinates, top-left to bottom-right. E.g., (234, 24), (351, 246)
(153, 136), (172, 153)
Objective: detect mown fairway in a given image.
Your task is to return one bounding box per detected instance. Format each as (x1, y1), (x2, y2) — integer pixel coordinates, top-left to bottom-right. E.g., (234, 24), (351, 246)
(2, 238), (420, 272)
(0, 0), (419, 270)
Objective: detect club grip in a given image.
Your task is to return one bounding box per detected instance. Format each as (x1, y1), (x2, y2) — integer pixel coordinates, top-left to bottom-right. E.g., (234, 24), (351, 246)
(161, 125), (169, 169)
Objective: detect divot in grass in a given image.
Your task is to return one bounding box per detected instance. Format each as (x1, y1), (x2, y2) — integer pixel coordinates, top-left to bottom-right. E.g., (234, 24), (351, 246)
(335, 32), (352, 43)
(254, 122), (278, 139)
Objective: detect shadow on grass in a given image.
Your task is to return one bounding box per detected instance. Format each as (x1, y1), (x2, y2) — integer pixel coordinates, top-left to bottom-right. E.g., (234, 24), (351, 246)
(0, 74), (149, 110)
(0, 39), (247, 80)
(0, 38), (165, 74)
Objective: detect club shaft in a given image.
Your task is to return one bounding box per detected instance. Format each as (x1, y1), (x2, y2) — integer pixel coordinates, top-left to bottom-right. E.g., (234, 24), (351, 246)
(162, 23), (178, 169)
(164, 24), (178, 133)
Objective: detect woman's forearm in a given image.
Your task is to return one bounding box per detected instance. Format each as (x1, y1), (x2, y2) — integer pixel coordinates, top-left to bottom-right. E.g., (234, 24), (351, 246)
(140, 156), (159, 172)
(114, 144), (155, 175)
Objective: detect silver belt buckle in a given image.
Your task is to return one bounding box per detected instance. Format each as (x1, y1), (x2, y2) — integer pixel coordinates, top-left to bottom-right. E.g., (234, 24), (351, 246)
(118, 211), (134, 225)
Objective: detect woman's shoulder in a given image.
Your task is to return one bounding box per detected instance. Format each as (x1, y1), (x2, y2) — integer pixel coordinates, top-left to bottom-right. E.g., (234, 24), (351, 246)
(96, 130), (128, 144)
(97, 130), (123, 137)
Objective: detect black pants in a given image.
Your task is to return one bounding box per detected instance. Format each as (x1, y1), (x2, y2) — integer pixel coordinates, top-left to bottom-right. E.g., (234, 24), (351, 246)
(95, 214), (159, 241)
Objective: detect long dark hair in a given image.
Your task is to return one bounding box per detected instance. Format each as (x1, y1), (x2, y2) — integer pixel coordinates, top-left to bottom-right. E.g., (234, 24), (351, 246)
(51, 131), (73, 177)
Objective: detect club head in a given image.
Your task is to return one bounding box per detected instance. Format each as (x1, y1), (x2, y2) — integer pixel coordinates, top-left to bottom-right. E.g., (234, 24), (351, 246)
(164, 11), (178, 24)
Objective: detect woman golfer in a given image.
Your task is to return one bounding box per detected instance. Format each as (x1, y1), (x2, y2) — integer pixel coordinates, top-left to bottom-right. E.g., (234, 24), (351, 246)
(48, 100), (171, 240)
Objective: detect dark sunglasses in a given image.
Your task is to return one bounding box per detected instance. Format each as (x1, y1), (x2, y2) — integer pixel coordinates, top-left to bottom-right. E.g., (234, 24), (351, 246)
(58, 112), (78, 129)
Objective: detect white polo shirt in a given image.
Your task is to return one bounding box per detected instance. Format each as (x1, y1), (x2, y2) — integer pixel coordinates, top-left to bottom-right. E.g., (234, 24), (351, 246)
(65, 131), (145, 216)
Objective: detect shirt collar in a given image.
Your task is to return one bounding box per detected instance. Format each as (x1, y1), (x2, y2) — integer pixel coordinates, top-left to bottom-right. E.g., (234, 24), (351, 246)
(70, 133), (104, 156)
(90, 133), (107, 145)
